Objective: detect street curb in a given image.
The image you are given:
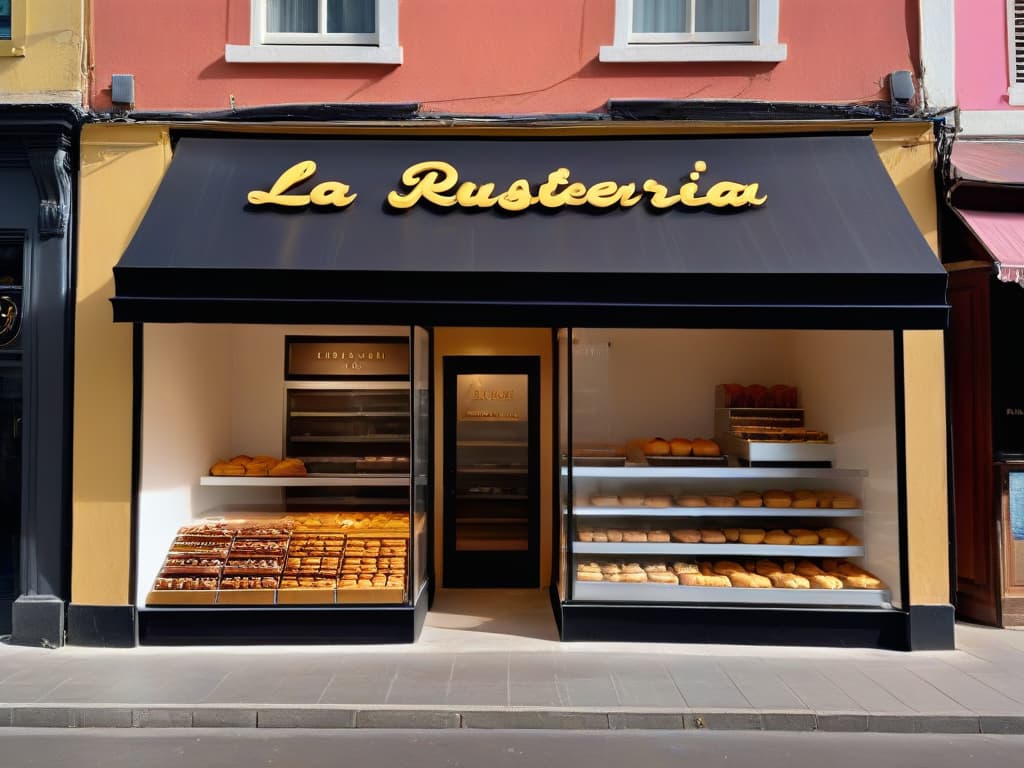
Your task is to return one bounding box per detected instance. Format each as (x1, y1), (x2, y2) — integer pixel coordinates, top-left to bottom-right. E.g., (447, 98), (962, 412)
(0, 705), (1022, 733)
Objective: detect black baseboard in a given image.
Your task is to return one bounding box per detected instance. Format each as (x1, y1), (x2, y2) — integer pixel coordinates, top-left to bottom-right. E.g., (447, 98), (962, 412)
(907, 604), (956, 650)
(67, 604), (137, 648)
(11, 595), (65, 649)
(559, 602), (912, 650)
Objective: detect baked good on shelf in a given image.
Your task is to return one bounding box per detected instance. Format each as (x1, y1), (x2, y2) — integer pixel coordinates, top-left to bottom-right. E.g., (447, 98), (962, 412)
(647, 530), (671, 543)
(670, 438), (693, 457)
(755, 559), (783, 576)
(815, 490), (837, 508)
(763, 489), (793, 508)
(692, 438), (721, 457)
(672, 561), (699, 574)
(818, 528), (851, 546)
(270, 458), (307, 477)
(737, 491), (763, 508)
(831, 493), (859, 509)
(229, 455), (252, 465)
(788, 529), (820, 546)
(739, 528), (766, 544)
(576, 570), (604, 581)
(810, 574), (844, 589)
(764, 529), (794, 545)
(643, 563), (668, 573)
(577, 529), (594, 542)
(621, 571), (648, 583)
(622, 530), (648, 542)
(794, 560), (825, 578)
(600, 563), (621, 576)
(792, 490), (818, 509)
(768, 572), (810, 589)
(244, 461), (270, 476)
(728, 571), (772, 588)
(607, 529), (624, 542)
(705, 494), (736, 507)
(839, 572), (883, 589)
(648, 571), (679, 584)
(723, 528), (740, 543)
(700, 529), (727, 544)
(644, 438), (671, 456)
(679, 572), (731, 587)
(592, 531), (609, 542)
(577, 562), (602, 573)
(676, 495), (706, 507)
(712, 560), (745, 575)
(210, 461), (245, 477)
(590, 495), (620, 507)
(670, 528), (701, 543)
(644, 495), (672, 508)
(620, 494), (645, 507)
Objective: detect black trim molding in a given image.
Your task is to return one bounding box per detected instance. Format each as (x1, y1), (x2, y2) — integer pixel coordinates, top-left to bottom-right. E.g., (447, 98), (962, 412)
(67, 604), (138, 648)
(907, 604), (956, 650)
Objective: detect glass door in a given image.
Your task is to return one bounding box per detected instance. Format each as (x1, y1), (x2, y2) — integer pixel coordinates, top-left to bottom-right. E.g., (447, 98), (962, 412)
(0, 364), (20, 635)
(443, 356), (540, 587)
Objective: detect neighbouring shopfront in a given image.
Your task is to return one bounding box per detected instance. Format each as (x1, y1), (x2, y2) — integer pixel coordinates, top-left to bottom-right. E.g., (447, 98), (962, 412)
(70, 119), (952, 650)
(0, 105), (76, 646)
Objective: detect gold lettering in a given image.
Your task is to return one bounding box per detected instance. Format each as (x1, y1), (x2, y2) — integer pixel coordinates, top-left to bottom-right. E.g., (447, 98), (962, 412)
(387, 160), (459, 208)
(248, 160), (317, 206)
(705, 181), (754, 208)
(309, 180), (357, 207)
(678, 182), (708, 206)
(455, 181), (499, 208)
(743, 182), (767, 206)
(537, 169), (571, 208)
(585, 180), (624, 208)
(498, 179), (533, 212)
(615, 182), (644, 207)
(643, 179), (680, 208)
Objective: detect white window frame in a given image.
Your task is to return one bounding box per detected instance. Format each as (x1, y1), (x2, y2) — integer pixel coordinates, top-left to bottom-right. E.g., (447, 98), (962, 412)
(600, 0), (786, 63)
(1007, 0), (1024, 105)
(226, 0), (401, 65)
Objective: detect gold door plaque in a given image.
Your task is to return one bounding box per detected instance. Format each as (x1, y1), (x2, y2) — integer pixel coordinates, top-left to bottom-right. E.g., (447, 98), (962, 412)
(287, 340), (409, 377)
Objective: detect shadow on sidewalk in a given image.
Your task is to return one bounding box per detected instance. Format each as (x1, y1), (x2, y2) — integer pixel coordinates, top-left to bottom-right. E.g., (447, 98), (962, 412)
(424, 588), (559, 643)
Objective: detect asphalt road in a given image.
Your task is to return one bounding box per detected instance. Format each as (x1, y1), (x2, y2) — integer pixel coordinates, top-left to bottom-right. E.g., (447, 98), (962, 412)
(1, 729), (1023, 768)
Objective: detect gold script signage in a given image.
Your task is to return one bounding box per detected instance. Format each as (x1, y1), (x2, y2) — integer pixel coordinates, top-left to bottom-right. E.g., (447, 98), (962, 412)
(286, 341), (410, 377)
(247, 160), (766, 212)
(458, 375), (525, 422)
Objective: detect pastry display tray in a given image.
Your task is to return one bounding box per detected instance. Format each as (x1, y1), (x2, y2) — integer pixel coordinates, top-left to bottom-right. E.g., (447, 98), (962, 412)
(573, 542), (865, 557)
(572, 505), (865, 518)
(572, 581), (892, 608)
(645, 456), (728, 467)
(572, 456), (627, 467)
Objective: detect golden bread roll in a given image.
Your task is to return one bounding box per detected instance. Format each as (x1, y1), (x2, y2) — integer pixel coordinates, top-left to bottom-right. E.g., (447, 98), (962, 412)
(698, 561), (715, 576)
(701, 529), (727, 544)
(622, 530), (648, 543)
(712, 560), (746, 575)
(229, 455), (253, 465)
(737, 491), (763, 508)
(270, 459), (307, 477)
(676, 495), (706, 507)
(605, 573), (624, 582)
(810, 574), (844, 590)
(782, 559), (796, 573)
(723, 528), (740, 542)
(253, 455), (279, 467)
(621, 562), (644, 574)
(670, 528), (702, 543)
(705, 495), (736, 507)
(577, 562), (601, 573)
(621, 571), (648, 583)
(815, 490), (837, 507)
(818, 528), (850, 546)
(763, 489), (793, 508)
(788, 529), (820, 546)
(840, 573), (883, 589)
(795, 560), (825, 577)
(672, 561), (699, 574)
(791, 492), (819, 509)
(647, 530), (671, 543)
(822, 558), (843, 573)
(768, 572), (810, 589)
(644, 495), (673, 508)
(669, 438), (693, 457)
(755, 559), (783, 576)
(607, 529), (624, 542)
(692, 438), (721, 457)
(845, 535), (863, 546)
(577, 530), (594, 542)
(600, 563), (621, 575)
(831, 493), (859, 509)
(643, 563), (668, 573)
(728, 571), (772, 588)
(592, 531), (609, 542)
(679, 573), (731, 587)
(648, 571), (679, 584)
(644, 438), (671, 456)
(620, 494), (645, 507)
(210, 462), (245, 476)
(576, 570), (604, 582)
(764, 529), (793, 545)
(590, 495), (620, 507)
(739, 528), (766, 544)
(244, 461), (270, 476)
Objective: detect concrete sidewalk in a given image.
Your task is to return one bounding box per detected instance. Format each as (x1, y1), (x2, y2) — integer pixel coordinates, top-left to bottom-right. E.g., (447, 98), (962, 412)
(2, 589), (1023, 734)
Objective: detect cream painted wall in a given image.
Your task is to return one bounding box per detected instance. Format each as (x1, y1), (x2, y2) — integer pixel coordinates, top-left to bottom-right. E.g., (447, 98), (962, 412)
(0, 0), (84, 103)
(433, 328), (554, 587)
(872, 123), (940, 258)
(73, 125), (171, 605)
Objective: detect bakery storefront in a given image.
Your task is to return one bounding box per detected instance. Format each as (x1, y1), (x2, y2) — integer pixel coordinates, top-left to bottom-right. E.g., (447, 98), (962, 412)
(69, 120), (952, 650)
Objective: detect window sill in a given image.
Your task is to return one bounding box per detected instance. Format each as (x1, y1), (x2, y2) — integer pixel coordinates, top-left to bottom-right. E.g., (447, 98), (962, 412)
(599, 42), (787, 63)
(225, 43), (402, 65)
(1009, 84), (1024, 106)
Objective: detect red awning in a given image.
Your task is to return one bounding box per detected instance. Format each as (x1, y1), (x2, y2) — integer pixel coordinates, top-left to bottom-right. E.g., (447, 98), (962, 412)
(954, 208), (1024, 286)
(952, 140), (1024, 184)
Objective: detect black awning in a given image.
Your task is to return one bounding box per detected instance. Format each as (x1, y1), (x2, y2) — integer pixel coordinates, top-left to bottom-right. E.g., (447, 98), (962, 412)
(112, 132), (948, 328)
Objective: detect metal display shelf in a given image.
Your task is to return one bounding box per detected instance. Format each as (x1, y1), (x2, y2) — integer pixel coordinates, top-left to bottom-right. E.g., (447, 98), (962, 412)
(572, 542), (865, 557)
(200, 475), (410, 487)
(572, 580), (892, 608)
(572, 505), (864, 518)
(566, 466), (867, 479)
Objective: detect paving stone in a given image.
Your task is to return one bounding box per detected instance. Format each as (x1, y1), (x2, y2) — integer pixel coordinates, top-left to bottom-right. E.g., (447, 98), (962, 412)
(191, 708), (258, 728)
(12, 708), (77, 727)
(816, 713), (869, 732)
(132, 709), (193, 728)
(77, 708), (133, 728)
(355, 709), (461, 729)
(760, 711), (817, 731)
(607, 712), (685, 730)
(257, 708), (356, 728)
(690, 711), (762, 731)
(979, 715), (1024, 734)
(0, 707), (12, 726)
(461, 710), (609, 730)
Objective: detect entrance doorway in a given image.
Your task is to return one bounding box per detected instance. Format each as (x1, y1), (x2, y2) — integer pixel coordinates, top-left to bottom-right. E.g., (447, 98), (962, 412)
(442, 355), (540, 588)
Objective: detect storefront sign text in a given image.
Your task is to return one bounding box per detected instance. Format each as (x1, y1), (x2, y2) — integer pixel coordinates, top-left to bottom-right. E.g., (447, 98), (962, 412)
(247, 160), (766, 213)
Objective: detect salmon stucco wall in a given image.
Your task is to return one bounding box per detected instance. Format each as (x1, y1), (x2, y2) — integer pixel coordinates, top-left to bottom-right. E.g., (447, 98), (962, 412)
(956, 0), (1018, 110)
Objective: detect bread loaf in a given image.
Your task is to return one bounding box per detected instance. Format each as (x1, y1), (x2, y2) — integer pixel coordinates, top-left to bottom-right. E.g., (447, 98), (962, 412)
(644, 495), (673, 508)
(644, 438), (671, 456)
(728, 571), (772, 588)
(768, 572), (810, 589)
(788, 529), (820, 546)
(676, 495), (706, 507)
(737, 491), (763, 508)
(669, 438), (692, 457)
(723, 527), (740, 542)
(705, 495), (736, 507)
(810, 574), (844, 589)
(701, 529), (727, 544)
(739, 528), (766, 544)
(647, 530), (671, 543)
(620, 494), (645, 507)
(763, 489), (793, 508)
(712, 560), (746, 575)
(764, 529), (794, 545)
(647, 571), (679, 584)
(622, 530), (648, 543)
(679, 572), (731, 587)
(670, 529), (702, 543)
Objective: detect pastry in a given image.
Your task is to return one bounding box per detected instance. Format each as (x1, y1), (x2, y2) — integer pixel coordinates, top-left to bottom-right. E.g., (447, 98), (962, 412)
(210, 461), (245, 477)
(819, 528), (850, 546)
(647, 530), (671, 543)
(679, 573), (731, 587)
(794, 560), (825, 578)
(700, 529), (726, 543)
(728, 571), (772, 588)
(606, 529), (624, 542)
(815, 490), (838, 508)
(737, 491), (763, 508)
(621, 571), (649, 583)
(622, 530), (648, 542)
(600, 564), (622, 575)
(621, 562), (644, 574)
(810, 574), (844, 589)
(672, 561), (699, 574)
(692, 438), (721, 457)
(712, 560), (746, 575)
(648, 571), (679, 584)
(763, 489), (793, 508)
(723, 528), (740, 542)
(577, 562), (602, 573)
(644, 495), (673, 508)
(739, 528), (766, 544)
(643, 563), (668, 573)
(229, 454), (253, 465)
(675, 495), (706, 507)
(577, 530), (594, 542)
(244, 461), (270, 476)
(792, 490), (818, 509)
(590, 495), (620, 507)
(644, 438), (671, 456)
(768, 572), (810, 589)
(755, 559), (783, 576)
(831, 493), (859, 509)
(705, 495), (736, 507)
(764, 529), (793, 545)
(839, 573), (883, 589)
(788, 529), (820, 545)
(592, 531), (609, 542)
(670, 528), (702, 543)
(669, 438), (693, 457)
(270, 458), (307, 477)
(576, 570), (604, 582)
(620, 494), (645, 507)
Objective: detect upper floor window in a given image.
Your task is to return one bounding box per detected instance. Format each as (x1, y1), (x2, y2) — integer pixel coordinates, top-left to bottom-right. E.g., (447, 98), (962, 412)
(0, 0), (11, 41)
(0, 0), (25, 57)
(1009, 0), (1024, 104)
(600, 0), (786, 63)
(226, 0), (401, 64)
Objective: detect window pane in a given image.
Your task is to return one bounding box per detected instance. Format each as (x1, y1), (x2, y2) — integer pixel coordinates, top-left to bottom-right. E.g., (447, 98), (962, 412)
(327, 0), (375, 34)
(633, 0), (687, 34)
(0, 0), (11, 41)
(267, 0), (318, 33)
(695, 0), (750, 32)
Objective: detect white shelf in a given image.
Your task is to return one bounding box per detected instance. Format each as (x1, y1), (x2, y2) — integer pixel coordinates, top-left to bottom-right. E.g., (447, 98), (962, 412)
(200, 475), (410, 487)
(572, 581), (892, 608)
(457, 441), (528, 448)
(567, 466), (867, 479)
(290, 411), (408, 418)
(572, 542), (865, 557)
(572, 505), (864, 518)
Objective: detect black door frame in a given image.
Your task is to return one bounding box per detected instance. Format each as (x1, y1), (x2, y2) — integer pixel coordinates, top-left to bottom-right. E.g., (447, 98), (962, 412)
(442, 355), (541, 588)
